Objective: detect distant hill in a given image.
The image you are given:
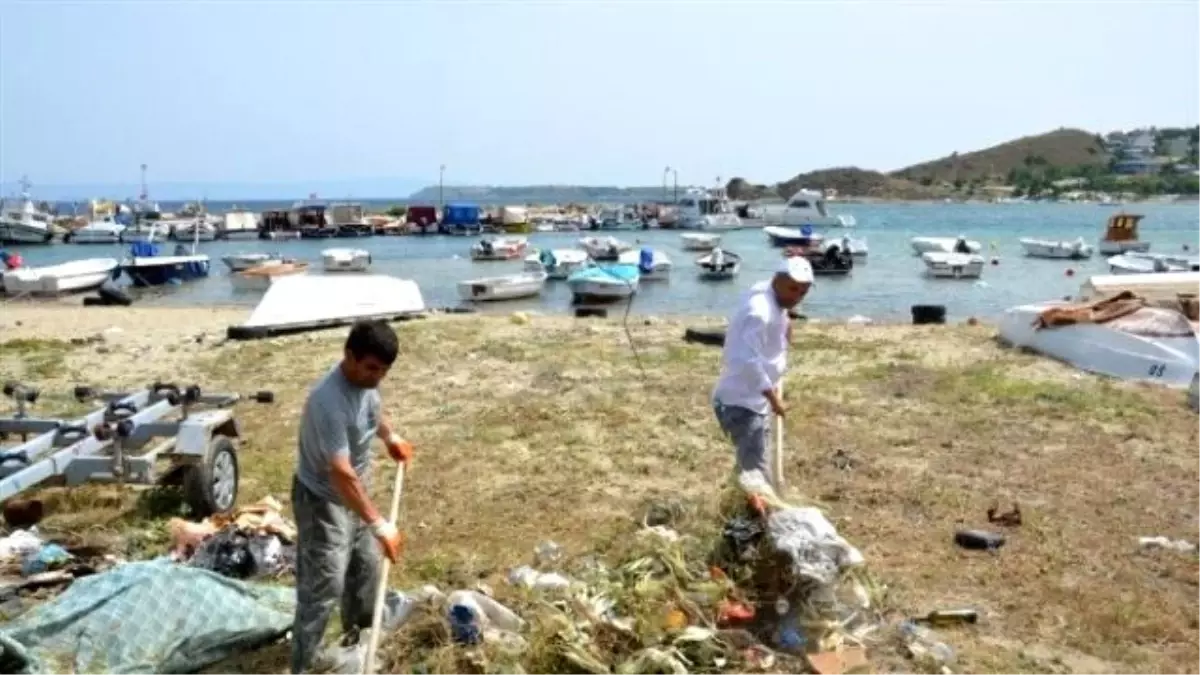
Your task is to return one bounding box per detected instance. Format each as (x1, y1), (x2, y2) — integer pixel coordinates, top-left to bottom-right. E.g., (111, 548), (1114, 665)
(405, 184), (670, 204)
(890, 128), (1109, 184)
(726, 168), (948, 201)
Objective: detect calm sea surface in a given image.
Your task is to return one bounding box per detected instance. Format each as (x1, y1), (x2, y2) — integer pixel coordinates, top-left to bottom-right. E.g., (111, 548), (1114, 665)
(8, 203), (1199, 322)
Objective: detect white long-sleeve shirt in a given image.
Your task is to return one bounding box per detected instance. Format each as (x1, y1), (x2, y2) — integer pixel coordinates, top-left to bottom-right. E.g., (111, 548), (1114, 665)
(712, 281), (789, 414)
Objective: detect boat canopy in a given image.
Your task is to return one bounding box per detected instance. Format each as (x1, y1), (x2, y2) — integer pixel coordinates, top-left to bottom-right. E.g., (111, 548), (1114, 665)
(443, 203), (481, 226)
(1103, 213), (1143, 242)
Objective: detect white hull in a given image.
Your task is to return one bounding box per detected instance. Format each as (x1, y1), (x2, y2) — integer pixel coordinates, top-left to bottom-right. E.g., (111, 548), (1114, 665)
(696, 250), (742, 280)
(223, 253), (281, 272)
(470, 237), (528, 261)
(222, 228), (260, 240)
(567, 278), (638, 298)
(174, 227), (217, 242)
(2, 257), (119, 295)
(1098, 239), (1151, 255)
(579, 236), (633, 261)
(523, 250), (591, 280)
(698, 264), (740, 281)
(322, 248), (371, 273)
(69, 226), (124, 245)
(1020, 238), (1094, 259)
(121, 227), (158, 244)
(998, 301), (1199, 388)
(1107, 252), (1199, 275)
(618, 249), (672, 281)
(680, 233), (720, 251)
(457, 272), (547, 302)
(922, 251), (985, 279)
(911, 236), (983, 255)
(679, 213), (743, 231)
(826, 237), (868, 258)
(0, 221), (52, 244)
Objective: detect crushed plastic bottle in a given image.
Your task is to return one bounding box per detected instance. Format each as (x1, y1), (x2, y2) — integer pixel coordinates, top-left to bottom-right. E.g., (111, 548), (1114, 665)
(899, 620), (956, 666)
(534, 540), (563, 566)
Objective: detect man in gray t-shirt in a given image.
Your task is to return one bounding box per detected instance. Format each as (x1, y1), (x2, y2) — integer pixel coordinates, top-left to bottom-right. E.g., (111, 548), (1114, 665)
(290, 320), (413, 674)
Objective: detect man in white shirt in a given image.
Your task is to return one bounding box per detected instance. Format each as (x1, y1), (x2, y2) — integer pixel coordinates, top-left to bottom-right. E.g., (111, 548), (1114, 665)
(712, 256), (814, 487)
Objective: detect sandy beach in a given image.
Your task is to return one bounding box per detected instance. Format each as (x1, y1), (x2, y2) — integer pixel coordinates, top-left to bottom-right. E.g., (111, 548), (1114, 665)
(1, 305), (1197, 673)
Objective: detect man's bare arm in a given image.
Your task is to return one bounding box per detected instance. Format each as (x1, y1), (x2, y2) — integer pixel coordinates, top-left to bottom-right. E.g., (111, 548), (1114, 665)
(329, 456), (382, 525)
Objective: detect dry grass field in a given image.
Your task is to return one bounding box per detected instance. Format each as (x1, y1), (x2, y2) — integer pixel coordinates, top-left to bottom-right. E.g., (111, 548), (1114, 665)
(1, 305), (1196, 673)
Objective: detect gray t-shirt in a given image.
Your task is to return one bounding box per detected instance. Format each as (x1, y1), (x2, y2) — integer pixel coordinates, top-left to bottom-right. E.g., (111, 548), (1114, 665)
(295, 364), (381, 503)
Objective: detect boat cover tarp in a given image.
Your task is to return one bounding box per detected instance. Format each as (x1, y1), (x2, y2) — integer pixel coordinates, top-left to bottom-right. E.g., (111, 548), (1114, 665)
(442, 203), (480, 226)
(1035, 291), (1196, 337)
(237, 274), (426, 331)
(0, 559), (293, 674)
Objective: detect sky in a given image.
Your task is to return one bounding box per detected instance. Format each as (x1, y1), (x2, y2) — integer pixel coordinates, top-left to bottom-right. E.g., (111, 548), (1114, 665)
(1, 0), (1198, 199)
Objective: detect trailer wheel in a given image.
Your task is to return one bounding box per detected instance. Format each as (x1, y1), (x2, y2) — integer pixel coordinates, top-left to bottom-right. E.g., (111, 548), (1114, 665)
(184, 435), (239, 517)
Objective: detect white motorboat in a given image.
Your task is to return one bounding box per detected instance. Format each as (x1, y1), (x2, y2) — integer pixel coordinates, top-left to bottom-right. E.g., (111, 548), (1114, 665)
(1108, 252), (1199, 275)
(674, 188), (743, 230)
(825, 234), (868, 258)
(1020, 237), (1094, 260)
(523, 248), (591, 280)
(322, 248), (371, 272)
(1097, 213), (1151, 255)
(998, 299), (1199, 388)
(230, 261), (309, 291)
(172, 219), (218, 242)
(457, 271), (547, 302)
(1, 257), (119, 295)
(921, 251), (985, 279)
(680, 232), (721, 251)
(0, 177), (54, 245)
(566, 264), (640, 301)
(911, 236), (982, 255)
(619, 247), (672, 281)
(764, 226), (825, 248)
(579, 235), (633, 261)
(66, 217), (125, 245)
(470, 235), (528, 261)
(696, 248), (741, 281)
(220, 210), (261, 240)
(774, 189), (856, 228)
(1079, 271), (1200, 303)
(223, 252), (284, 272)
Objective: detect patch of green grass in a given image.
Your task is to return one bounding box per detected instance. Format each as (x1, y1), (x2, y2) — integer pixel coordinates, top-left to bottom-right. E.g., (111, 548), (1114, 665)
(0, 337), (75, 379)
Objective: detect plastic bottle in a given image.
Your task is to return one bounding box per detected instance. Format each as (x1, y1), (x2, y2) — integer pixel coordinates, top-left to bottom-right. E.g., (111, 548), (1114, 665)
(899, 620), (956, 666)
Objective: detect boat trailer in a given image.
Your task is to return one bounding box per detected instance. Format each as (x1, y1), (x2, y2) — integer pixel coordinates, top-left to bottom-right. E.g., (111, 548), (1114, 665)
(0, 380), (274, 517)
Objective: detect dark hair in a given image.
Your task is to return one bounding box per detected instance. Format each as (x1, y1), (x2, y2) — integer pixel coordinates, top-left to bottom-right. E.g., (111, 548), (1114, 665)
(345, 320), (399, 365)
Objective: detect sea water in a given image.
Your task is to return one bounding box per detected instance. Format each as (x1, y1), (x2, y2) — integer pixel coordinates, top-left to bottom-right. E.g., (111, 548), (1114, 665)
(10, 202), (1198, 321)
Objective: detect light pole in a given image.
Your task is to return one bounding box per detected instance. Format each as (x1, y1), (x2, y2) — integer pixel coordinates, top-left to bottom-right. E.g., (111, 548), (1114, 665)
(671, 168), (679, 202)
(439, 164), (446, 210)
(662, 166), (670, 202)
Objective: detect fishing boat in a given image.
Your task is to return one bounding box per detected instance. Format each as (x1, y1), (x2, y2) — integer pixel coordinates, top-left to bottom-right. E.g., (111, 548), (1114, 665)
(1019, 237), (1094, 260)
(696, 248), (741, 281)
(921, 251), (985, 279)
(911, 236), (982, 255)
(172, 219), (218, 242)
(579, 235), (633, 261)
(222, 252), (285, 272)
(328, 202), (375, 238)
(321, 248), (371, 272)
(1107, 252), (1199, 275)
(1097, 213), (1151, 255)
(566, 264), (640, 302)
(117, 218), (210, 287)
(65, 217), (125, 245)
(775, 189), (856, 228)
(457, 271), (547, 302)
(674, 187), (742, 230)
(764, 225), (824, 248)
(523, 248), (591, 280)
(220, 210), (261, 240)
(0, 177), (54, 245)
(470, 235), (528, 261)
(230, 261), (309, 291)
(618, 247), (672, 281)
(680, 232), (721, 251)
(1, 257), (120, 295)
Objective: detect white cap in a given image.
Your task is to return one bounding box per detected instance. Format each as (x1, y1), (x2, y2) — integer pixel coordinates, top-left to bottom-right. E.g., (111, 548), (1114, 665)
(777, 256), (814, 283)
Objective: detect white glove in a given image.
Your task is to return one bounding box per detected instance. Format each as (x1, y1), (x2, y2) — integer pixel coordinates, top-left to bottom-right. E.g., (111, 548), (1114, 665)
(370, 519), (397, 539)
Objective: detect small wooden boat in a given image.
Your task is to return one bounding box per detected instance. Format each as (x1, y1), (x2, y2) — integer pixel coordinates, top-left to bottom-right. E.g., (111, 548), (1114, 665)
(231, 261), (309, 291)
(470, 236), (528, 261)
(696, 248), (741, 281)
(911, 236), (982, 255)
(1097, 213), (1151, 255)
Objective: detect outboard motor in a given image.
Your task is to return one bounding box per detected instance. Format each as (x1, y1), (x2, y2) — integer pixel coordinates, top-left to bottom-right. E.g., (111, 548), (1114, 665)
(712, 248), (725, 269)
(638, 247), (655, 274)
(954, 237), (971, 254)
(480, 239), (494, 254)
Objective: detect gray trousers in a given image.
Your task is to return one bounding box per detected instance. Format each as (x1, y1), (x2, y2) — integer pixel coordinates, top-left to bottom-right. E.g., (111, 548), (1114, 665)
(290, 475), (381, 674)
(713, 401), (773, 486)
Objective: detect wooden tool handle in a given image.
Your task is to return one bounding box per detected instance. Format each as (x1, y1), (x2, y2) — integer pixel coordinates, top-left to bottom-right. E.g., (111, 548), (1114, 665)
(363, 463), (406, 674)
(773, 382), (785, 496)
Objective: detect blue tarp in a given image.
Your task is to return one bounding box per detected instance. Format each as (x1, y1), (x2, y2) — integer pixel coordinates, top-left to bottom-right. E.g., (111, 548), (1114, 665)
(442, 203), (480, 226)
(129, 241), (158, 257)
(0, 559), (294, 674)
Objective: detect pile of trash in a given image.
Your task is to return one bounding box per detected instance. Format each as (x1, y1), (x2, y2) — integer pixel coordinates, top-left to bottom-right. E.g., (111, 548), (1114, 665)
(369, 473), (885, 675)
(167, 496), (296, 580)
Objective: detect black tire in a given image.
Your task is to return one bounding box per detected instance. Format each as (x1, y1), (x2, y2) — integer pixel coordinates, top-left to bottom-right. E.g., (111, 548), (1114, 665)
(226, 325), (270, 341)
(684, 327), (726, 346)
(184, 435), (239, 517)
(912, 304), (947, 325)
(98, 282), (133, 306)
(443, 305), (477, 314)
(82, 296), (107, 306)
(575, 307), (608, 318)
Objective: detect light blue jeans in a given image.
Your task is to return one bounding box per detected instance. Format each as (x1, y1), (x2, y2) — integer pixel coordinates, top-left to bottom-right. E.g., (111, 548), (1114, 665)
(713, 401), (772, 485)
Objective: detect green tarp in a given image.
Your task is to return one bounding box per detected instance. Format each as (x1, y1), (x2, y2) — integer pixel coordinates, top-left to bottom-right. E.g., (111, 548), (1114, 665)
(0, 559), (294, 674)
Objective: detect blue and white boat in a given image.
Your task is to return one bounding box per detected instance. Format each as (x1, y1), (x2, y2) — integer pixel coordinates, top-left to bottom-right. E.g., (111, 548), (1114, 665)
(566, 263), (639, 301)
(618, 247), (672, 281)
(117, 223), (210, 287)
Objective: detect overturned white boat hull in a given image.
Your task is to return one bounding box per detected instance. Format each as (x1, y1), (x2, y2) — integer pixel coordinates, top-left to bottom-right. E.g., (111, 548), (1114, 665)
(227, 274), (426, 339)
(921, 251), (985, 279)
(998, 301), (1199, 388)
(2, 257), (119, 295)
(1079, 271), (1200, 302)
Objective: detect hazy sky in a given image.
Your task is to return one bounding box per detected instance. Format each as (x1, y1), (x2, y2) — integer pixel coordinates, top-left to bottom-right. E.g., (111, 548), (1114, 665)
(1, 0), (1197, 196)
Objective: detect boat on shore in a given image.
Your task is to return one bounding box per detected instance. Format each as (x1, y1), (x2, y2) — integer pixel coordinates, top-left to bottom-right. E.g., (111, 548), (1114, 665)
(1, 257), (120, 295)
